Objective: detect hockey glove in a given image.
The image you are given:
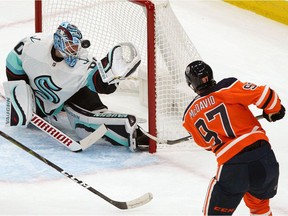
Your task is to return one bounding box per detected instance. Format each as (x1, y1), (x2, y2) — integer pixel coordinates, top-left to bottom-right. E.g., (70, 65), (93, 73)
(263, 104), (286, 122)
(97, 43), (141, 84)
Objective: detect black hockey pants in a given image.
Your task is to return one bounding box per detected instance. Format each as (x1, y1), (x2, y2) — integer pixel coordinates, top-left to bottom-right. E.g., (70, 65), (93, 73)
(203, 140), (279, 215)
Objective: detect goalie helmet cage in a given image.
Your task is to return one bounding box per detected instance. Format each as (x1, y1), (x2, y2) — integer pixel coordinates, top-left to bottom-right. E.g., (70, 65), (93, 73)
(34, 0), (201, 153)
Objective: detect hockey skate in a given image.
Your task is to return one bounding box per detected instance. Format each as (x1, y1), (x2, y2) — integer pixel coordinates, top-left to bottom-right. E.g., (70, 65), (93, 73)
(134, 128), (149, 152)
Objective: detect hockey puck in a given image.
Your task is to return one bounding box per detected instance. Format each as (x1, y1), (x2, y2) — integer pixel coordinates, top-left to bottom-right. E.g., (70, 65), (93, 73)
(81, 40), (91, 48)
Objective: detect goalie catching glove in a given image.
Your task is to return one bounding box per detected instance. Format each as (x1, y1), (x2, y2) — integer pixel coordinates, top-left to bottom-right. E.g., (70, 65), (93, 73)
(3, 80), (36, 127)
(97, 42), (141, 84)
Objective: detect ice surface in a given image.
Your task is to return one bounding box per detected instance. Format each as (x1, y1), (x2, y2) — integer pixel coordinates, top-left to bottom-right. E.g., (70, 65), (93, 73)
(0, 0), (287, 215)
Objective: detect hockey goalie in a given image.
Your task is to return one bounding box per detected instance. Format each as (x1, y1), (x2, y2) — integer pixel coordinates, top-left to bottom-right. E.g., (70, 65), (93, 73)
(3, 21), (149, 152)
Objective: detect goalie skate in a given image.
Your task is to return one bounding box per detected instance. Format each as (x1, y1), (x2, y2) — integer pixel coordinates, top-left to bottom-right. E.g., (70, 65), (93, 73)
(133, 128), (149, 152)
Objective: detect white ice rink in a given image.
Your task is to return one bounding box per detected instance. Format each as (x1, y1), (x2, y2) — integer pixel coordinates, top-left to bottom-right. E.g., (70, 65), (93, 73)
(0, 0), (288, 215)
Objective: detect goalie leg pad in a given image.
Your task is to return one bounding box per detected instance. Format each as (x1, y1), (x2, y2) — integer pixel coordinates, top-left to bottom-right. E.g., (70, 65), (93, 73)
(64, 103), (138, 152)
(3, 80), (35, 127)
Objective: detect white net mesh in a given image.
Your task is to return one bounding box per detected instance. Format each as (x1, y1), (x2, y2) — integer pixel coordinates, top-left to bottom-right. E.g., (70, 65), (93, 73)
(40, 0), (200, 141)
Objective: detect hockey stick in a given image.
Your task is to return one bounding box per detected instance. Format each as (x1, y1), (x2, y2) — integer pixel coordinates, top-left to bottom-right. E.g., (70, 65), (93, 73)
(138, 125), (192, 145)
(138, 115), (264, 145)
(31, 113), (107, 152)
(0, 131), (153, 210)
(0, 93), (107, 152)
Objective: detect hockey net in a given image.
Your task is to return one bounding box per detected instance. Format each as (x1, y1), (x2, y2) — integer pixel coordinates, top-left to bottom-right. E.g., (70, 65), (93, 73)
(35, 0), (201, 153)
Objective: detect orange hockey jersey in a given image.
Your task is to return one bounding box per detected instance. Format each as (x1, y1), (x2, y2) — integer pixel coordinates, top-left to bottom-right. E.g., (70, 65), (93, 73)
(182, 77), (281, 165)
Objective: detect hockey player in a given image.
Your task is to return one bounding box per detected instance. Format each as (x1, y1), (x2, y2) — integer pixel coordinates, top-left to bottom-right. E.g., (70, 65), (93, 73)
(182, 60), (285, 215)
(3, 21), (148, 152)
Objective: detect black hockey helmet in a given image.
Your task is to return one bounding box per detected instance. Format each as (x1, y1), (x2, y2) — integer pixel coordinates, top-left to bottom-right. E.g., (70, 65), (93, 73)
(185, 60), (215, 92)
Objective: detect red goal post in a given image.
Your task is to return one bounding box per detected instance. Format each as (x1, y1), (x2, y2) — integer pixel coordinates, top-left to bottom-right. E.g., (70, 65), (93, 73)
(34, 0), (200, 153)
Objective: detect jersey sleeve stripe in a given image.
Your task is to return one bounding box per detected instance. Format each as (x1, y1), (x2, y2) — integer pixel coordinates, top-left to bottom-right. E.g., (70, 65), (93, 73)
(255, 85), (269, 107)
(267, 93), (279, 110)
(260, 88), (273, 109)
(6, 68), (29, 82)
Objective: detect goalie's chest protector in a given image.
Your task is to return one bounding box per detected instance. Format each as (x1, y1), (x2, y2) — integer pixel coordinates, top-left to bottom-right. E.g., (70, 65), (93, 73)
(21, 34), (89, 114)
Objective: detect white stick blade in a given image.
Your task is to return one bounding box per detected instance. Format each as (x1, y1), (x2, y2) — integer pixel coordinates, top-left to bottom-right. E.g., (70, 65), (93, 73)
(126, 192), (153, 209)
(80, 124), (107, 150)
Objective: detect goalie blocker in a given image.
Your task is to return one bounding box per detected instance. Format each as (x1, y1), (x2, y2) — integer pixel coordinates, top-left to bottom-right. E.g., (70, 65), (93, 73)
(64, 103), (149, 152)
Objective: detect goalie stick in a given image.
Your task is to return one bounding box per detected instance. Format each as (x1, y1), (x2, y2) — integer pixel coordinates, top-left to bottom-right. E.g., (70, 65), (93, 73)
(0, 131), (153, 210)
(31, 113), (107, 152)
(138, 115), (264, 145)
(0, 93), (107, 152)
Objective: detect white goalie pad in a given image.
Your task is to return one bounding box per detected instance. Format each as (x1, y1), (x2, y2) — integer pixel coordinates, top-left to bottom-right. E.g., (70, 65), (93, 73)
(97, 42), (141, 84)
(3, 80), (35, 127)
(64, 104), (138, 151)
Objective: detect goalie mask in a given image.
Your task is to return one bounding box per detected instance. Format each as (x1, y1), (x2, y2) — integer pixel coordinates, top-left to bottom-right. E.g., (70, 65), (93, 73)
(53, 22), (83, 67)
(185, 60), (216, 93)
